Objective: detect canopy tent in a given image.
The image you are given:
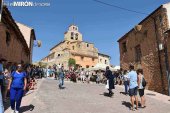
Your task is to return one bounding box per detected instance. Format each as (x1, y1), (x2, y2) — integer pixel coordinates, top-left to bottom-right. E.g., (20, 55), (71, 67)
(113, 66), (120, 70)
(87, 63), (116, 71)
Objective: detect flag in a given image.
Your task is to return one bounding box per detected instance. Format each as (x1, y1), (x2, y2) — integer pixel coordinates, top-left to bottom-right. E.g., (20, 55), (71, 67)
(0, 0), (3, 22)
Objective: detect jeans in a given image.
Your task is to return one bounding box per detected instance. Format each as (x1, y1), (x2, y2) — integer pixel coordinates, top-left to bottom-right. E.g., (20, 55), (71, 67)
(59, 77), (64, 87)
(124, 81), (129, 94)
(10, 87), (24, 111)
(0, 87), (4, 113)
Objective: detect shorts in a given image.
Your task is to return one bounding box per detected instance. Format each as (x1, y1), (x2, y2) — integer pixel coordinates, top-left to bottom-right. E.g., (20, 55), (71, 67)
(138, 89), (144, 97)
(129, 87), (138, 96)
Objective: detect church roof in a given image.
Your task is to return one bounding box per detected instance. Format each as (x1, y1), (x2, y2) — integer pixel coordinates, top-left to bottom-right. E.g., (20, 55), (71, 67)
(50, 41), (65, 51)
(98, 53), (111, 59)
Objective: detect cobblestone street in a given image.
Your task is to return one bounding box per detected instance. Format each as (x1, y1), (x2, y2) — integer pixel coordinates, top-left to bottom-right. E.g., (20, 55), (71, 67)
(9, 79), (169, 113)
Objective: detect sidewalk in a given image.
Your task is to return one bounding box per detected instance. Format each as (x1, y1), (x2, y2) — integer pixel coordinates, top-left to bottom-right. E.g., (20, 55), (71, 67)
(5, 78), (44, 113)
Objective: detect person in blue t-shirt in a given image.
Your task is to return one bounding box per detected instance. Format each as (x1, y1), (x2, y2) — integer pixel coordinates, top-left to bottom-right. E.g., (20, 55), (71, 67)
(0, 60), (4, 113)
(8, 64), (27, 113)
(127, 65), (138, 111)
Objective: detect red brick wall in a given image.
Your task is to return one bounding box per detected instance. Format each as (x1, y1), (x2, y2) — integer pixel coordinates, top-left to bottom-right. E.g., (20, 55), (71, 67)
(118, 7), (169, 95)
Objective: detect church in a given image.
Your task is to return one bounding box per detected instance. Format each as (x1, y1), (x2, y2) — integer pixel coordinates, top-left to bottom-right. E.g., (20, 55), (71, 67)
(41, 24), (111, 70)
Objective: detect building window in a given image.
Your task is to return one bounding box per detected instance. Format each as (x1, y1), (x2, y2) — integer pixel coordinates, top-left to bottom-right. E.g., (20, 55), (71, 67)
(105, 60), (107, 64)
(86, 65), (89, 68)
(92, 58), (95, 61)
(159, 15), (163, 25)
(6, 31), (11, 46)
(72, 46), (75, 50)
(144, 30), (148, 37)
(81, 56), (84, 60)
(75, 33), (78, 40)
(135, 45), (142, 62)
(71, 32), (74, 39)
(122, 42), (127, 53)
(100, 59), (102, 62)
(87, 44), (89, 47)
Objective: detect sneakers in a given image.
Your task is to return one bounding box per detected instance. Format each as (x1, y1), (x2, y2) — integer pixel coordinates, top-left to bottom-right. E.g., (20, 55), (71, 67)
(11, 110), (19, 113)
(11, 110), (15, 113)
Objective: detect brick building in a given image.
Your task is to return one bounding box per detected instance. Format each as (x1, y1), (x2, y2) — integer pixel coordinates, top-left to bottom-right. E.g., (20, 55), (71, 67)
(118, 3), (170, 95)
(0, 6), (32, 64)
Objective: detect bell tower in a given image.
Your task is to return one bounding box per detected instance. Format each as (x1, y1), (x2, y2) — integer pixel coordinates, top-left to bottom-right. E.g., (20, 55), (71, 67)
(64, 24), (83, 42)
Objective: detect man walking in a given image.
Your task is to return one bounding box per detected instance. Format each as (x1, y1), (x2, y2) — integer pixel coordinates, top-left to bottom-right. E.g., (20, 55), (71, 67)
(128, 65), (138, 111)
(58, 66), (64, 89)
(105, 66), (115, 96)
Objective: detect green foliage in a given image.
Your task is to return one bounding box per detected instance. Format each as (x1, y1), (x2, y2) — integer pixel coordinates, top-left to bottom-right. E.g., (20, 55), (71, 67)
(68, 58), (76, 67)
(38, 62), (47, 68)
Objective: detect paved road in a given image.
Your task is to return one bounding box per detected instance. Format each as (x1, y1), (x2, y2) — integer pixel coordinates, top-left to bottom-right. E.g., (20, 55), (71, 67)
(26, 79), (170, 113)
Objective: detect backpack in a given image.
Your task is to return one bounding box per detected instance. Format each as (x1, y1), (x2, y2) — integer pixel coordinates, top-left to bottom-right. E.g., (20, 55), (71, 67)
(142, 77), (147, 87)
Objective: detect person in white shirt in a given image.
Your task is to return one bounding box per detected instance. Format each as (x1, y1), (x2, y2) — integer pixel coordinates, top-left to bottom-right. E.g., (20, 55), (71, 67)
(80, 69), (85, 83)
(123, 70), (129, 95)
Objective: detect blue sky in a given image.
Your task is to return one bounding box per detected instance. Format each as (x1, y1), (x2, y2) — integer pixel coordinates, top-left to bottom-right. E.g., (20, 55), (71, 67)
(7, 0), (170, 65)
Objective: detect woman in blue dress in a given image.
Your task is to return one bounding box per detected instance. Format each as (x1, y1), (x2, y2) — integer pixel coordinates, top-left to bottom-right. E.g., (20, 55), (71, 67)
(8, 64), (27, 113)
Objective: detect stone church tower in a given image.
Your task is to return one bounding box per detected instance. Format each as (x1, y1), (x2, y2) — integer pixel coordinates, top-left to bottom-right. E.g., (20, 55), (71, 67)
(64, 24), (83, 42)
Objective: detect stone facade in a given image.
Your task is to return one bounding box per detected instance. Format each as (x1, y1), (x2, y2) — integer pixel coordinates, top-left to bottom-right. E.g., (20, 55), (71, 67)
(41, 24), (110, 70)
(0, 6), (30, 64)
(118, 3), (170, 95)
(98, 53), (110, 65)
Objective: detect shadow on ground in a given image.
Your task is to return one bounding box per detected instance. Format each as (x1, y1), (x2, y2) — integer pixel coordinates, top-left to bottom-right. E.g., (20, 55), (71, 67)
(20, 104), (35, 113)
(146, 93), (156, 96)
(100, 92), (113, 98)
(59, 87), (66, 89)
(122, 101), (131, 109)
(120, 92), (128, 96)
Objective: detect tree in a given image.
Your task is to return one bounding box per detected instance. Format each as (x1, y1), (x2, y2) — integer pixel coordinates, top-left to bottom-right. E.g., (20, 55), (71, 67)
(68, 58), (76, 68)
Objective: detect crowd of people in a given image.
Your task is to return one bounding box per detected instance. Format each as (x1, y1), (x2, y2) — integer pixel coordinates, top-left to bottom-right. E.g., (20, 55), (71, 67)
(55, 65), (147, 111)
(0, 58), (147, 112)
(104, 65), (146, 111)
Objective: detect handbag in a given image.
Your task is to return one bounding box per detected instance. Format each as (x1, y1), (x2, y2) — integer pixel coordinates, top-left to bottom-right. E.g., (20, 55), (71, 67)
(142, 77), (147, 87)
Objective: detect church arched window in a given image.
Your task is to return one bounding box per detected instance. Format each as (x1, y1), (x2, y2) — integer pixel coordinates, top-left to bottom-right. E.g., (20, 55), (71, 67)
(75, 33), (78, 40)
(71, 32), (74, 39)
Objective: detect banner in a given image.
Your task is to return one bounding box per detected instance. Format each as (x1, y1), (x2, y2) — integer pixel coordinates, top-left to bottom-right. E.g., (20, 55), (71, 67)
(0, 0), (3, 22)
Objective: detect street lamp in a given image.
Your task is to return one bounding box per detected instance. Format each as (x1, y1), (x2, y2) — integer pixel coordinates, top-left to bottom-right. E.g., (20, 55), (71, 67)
(134, 25), (142, 32)
(34, 40), (42, 47)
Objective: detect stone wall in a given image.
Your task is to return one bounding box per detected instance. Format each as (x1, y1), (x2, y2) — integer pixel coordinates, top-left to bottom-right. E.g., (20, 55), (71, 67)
(118, 6), (169, 95)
